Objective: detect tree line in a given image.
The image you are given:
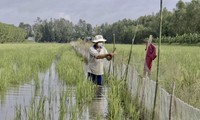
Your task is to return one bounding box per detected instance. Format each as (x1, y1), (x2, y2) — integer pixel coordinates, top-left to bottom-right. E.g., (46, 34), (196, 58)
(98, 0), (200, 44)
(1, 0), (200, 44)
(30, 17), (93, 43)
(0, 22), (26, 43)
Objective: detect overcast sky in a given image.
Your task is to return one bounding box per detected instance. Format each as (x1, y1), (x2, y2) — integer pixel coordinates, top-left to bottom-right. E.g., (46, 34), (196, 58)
(0, 0), (191, 26)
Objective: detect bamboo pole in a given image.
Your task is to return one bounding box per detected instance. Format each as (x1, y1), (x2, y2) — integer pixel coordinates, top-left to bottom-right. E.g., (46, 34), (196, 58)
(108, 33), (116, 77)
(113, 33), (116, 77)
(121, 51), (124, 80)
(108, 59), (111, 76)
(152, 0), (163, 119)
(123, 21), (139, 82)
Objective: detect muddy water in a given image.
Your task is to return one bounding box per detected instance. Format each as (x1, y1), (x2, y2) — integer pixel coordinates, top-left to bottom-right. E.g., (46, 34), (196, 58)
(0, 63), (108, 120)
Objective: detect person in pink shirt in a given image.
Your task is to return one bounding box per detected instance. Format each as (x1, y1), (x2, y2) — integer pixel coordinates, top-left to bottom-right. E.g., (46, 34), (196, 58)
(144, 35), (157, 78)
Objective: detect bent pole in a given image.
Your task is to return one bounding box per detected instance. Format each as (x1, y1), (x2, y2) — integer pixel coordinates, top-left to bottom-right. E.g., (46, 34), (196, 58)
(124, 20), (139, 81)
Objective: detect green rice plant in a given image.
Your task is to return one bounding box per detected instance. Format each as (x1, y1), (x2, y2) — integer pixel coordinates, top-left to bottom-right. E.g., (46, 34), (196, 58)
(14, 91), (52, 120)
(107, 79), (125, 120)
(14, 105), (22, 120)
(56, 45), (82, 84)
(120, 82), (140, 120)
(7, 43), (99, 120)
(104, 44), (200, 108)
(74, 41), (200, 110)
(69, 105), (79, 120)
(55, 44), (96, 102)
(59, 89), (69, 120)
(106, 76), (139, 120)
(0, 43), (66, 92)
(76, 79), (96, 104)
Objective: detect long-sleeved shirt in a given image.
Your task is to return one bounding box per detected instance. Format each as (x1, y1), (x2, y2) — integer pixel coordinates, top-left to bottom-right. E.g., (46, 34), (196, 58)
(88, 46), (108, 75)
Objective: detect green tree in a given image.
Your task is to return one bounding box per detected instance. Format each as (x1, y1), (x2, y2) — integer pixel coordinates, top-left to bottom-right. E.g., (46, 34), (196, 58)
(18, 22), (33, 38)
(172, 0), (187, 35)
(185, 0), (200, 33)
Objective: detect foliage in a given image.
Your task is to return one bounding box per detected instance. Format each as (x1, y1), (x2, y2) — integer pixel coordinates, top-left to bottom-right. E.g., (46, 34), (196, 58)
(0, 22), (26, 43)
(154, 33), (200, 44)
(2, 0), (200, 44)
(18, 22), (33, 38)
(32, 18), (92, 43)
(94, 0), (200, 44)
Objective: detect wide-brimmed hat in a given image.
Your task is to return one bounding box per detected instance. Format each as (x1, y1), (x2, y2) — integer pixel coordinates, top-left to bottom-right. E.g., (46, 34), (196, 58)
(92, 35), (107, 43)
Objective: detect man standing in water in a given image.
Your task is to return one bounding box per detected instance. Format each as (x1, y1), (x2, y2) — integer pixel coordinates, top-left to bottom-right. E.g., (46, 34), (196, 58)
(144, 35), (157, 78)
(88, 35), (114, 85)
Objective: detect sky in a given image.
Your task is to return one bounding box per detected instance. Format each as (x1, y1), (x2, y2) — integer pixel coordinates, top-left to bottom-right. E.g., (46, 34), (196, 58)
(0, 0), (191, 26)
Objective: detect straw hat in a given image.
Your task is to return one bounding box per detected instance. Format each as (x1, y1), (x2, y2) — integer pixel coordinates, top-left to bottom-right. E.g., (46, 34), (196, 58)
(92, 35), (107, 43)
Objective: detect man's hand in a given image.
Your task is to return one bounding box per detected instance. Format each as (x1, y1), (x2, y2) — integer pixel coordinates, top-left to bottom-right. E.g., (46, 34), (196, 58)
(106, 53), (115, 61)
(106, 55), (112, 61)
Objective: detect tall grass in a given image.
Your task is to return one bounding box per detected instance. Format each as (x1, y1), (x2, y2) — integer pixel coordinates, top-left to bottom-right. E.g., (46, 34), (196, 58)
(74, 41), (200, 107)
(106, 75), (139, 120)
(55, 45), (96, 102)
(0, 43), (66, 93)
(104, 44), (200, 108)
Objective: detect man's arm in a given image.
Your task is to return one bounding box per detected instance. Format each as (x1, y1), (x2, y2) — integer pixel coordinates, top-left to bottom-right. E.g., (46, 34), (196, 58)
(96, 53), (113, 59)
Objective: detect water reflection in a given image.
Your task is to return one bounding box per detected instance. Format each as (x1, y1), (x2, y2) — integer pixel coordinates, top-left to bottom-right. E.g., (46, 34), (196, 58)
(84, 63), (108, 120)
(0, 62), (108, 120)
(88, 86), (108, 120)
(0, 63), (71, 120)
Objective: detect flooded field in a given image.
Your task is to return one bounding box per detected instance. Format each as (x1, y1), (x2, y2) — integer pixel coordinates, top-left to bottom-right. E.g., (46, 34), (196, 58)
(0, 43), (140, 120)
(0, 63), (108, 120)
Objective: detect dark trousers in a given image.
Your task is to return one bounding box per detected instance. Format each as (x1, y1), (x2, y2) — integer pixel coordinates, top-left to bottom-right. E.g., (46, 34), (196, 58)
(87, 73), (102, 85)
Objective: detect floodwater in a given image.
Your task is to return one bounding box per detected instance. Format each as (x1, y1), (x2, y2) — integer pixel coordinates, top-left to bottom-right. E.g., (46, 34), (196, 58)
(0, 63), (108, 120)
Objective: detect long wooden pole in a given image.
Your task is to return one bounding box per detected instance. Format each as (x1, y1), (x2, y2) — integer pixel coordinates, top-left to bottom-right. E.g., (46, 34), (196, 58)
(123, 21), (139, 81)
(152, 0), (163, 119)
(113, 33), (116, 77)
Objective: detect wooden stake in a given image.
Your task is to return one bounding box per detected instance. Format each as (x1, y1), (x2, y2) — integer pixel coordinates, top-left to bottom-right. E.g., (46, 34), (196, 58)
(113, 33), (116, 77)
(152, 0), (163, 119)
(169, 82), (175, 120)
